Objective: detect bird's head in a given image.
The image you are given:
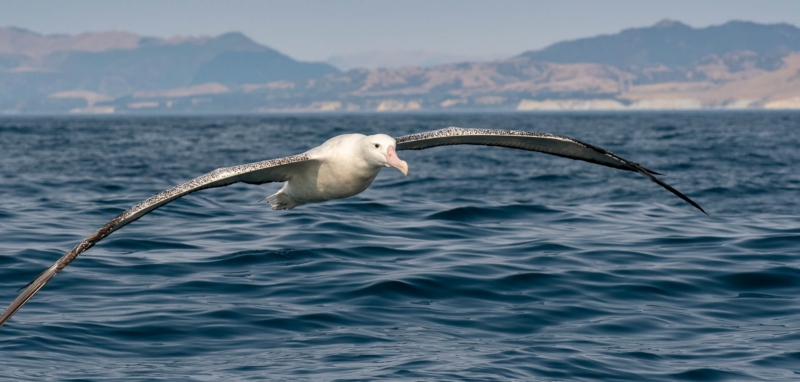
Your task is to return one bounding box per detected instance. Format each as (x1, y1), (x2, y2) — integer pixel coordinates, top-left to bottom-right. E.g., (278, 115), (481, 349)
(362, 134), (408, 176)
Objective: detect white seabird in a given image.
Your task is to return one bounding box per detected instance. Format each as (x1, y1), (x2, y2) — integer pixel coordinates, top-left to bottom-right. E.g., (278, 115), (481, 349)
(0, 127), (705, 326)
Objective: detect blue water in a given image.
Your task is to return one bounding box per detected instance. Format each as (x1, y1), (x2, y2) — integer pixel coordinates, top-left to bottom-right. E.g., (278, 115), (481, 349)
(1, 112), (799, 381)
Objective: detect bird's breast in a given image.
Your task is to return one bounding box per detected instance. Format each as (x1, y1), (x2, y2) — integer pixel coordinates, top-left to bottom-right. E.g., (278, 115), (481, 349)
(285, 159), (380, 203)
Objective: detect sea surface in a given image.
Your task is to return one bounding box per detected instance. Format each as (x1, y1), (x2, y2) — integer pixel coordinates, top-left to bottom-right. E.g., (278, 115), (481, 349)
(0, 112), (799, 381)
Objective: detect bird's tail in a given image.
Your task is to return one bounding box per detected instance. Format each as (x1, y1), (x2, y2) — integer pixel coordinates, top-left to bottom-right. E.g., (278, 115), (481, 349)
(265, 191), (298, 210)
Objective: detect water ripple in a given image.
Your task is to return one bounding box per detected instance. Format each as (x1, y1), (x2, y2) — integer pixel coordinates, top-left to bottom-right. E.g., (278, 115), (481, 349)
(1, 113), (799, 381)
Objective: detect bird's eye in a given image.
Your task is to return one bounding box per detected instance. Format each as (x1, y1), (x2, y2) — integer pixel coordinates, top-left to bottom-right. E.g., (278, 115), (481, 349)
(374, 143), (380, 148)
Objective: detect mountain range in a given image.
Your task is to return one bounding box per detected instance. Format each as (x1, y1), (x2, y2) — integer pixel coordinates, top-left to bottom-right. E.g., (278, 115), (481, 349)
(2, 20), (800, 114)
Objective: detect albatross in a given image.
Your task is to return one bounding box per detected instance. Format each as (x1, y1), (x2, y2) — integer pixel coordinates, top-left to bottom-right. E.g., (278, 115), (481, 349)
(0, 126), (705, 327)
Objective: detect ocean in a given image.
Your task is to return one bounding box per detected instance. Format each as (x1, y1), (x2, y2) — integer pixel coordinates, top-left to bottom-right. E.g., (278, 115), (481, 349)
(1, 112), (799, 381)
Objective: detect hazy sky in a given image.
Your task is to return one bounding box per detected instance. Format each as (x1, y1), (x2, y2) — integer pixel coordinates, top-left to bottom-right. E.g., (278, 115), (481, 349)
(3, 0), (800, 61)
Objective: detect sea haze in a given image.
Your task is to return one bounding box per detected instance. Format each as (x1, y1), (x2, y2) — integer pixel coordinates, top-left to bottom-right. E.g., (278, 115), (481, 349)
(0, 112), (799, 380)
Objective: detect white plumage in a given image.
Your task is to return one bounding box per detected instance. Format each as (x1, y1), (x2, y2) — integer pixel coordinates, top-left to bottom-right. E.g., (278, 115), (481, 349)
(267, 133), (406, 210)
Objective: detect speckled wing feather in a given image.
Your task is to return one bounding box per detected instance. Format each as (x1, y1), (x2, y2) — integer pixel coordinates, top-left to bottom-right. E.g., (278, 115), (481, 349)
(395, 127), (705, 214)
(0, 153), (317, 327)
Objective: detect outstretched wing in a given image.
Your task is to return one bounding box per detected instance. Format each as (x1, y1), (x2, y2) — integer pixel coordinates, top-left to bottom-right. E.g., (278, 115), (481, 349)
(395, 127), (705, 214)
(0, 153), (318, 327)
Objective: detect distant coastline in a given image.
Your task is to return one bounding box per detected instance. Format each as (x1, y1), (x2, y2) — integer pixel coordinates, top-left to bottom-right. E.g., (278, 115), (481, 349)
(2, 20), (800, 114)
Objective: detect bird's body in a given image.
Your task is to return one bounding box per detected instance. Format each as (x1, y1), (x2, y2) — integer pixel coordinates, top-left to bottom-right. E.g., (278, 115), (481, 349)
(0, 127), (704, 327)
(267, 133), (404, 209)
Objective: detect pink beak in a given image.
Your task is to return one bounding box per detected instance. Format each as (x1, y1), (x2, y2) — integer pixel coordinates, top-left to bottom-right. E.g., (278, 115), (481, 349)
(385, 145), (408, 175)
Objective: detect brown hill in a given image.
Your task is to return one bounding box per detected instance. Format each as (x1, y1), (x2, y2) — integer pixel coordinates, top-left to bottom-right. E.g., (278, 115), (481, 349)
(0, 27), (140, 58)
(3, 21), (800, 113)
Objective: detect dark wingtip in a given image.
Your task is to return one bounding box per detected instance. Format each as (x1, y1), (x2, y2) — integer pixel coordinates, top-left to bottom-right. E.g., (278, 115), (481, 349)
(637, 169), (706, 215)
(636, 164), (663, 176)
